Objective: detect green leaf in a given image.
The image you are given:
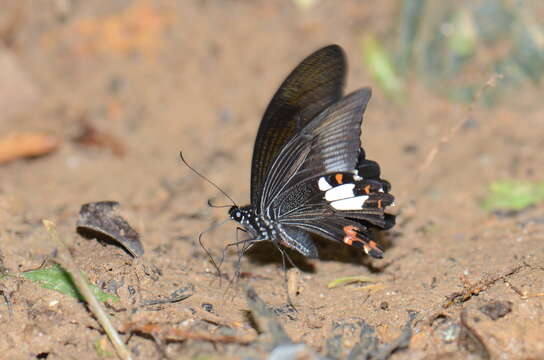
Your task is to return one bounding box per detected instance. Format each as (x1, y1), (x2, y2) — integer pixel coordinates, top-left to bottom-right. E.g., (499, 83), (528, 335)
(449, 9), (477, 58)
(482, 180), (544, 211)
(327, 276), (375, 289)
(21, 264), (119, 302)
(362, 34), (405, 102)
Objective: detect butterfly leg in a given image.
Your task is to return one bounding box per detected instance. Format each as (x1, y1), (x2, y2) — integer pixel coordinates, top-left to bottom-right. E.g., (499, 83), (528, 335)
(271, 240), (299, 312)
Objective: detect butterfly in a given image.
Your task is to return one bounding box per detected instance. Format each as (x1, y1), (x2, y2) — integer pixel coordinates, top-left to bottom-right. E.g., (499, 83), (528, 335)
(228, 44), (395, 260)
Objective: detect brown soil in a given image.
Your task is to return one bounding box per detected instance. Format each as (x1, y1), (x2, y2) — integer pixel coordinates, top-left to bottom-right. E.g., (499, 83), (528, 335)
(1, 1), (543, 359)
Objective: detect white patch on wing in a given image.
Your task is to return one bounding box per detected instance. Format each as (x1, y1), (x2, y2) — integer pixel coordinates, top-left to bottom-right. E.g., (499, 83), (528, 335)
(324, 184), (355, 201)
(330, 195), (369, 210)
(318, 177), (332, 191)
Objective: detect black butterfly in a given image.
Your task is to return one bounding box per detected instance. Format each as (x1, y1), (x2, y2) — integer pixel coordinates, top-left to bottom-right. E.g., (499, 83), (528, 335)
(228, 44), (395, 260)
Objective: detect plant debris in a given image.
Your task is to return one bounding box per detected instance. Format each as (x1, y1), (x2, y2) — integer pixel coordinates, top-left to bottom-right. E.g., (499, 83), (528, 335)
(483, 180), (544, 213)
(140, 284), (194, 307)
(504, 279), (544, 300)
(120, 321), (256, 344)
(189, 306), (245, 330)
(443, 264), (524, 308)
(21, 264), (119, 303)
(287, 268), (300, 299)
(0, 132), (59, 165)
(327, 276), (375, 289)
(77, 201), (144, 257)
(42, 220), (131, 360)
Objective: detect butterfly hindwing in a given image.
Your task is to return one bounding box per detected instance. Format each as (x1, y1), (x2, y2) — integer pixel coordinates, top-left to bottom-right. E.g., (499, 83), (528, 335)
(275, 169), (395, 258)
(251, 45), (346, 208)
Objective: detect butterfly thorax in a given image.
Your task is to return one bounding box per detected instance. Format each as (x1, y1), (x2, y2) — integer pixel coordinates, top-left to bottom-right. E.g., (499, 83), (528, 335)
(228, 205), (277, 240)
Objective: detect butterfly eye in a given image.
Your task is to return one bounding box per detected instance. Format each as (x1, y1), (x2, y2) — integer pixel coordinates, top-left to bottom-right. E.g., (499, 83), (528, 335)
(228, 206), (243, 221)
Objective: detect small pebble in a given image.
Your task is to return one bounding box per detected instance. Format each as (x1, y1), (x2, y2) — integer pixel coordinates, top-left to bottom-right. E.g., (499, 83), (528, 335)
(202, 303), (214, 313)
(479, 300), (513, 320)
(305, 314), (324, 329)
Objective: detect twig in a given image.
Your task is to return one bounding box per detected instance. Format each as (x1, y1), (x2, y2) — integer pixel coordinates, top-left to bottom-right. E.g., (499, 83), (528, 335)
(42, 220), (132, 360)
(443, 263), (523, 308)
(417, 74), (503, 180)
(504, 279), (544, 300)
(188, 306), (245, 329)
(140, 285), (194, 307)
(399, 74), (503, 207)
(287, 268), (300, 300)
(120, 321), (256, 344)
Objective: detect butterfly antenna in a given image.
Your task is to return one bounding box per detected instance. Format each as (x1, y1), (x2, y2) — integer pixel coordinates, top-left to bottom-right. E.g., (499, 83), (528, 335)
(207, 199), (233, 209)
(179, 151), (238, 207)
(197, 218), (231, 279)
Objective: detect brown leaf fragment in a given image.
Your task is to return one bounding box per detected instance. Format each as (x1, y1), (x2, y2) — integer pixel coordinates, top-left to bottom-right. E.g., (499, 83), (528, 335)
(76, 201), (144, 257)
(0, 132), (59, 164)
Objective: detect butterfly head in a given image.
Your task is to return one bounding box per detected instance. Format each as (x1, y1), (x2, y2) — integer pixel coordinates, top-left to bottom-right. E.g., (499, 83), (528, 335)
(228, 205), (245, 223)
(228, 205), (258, 229)
(229, 205), (274, 240)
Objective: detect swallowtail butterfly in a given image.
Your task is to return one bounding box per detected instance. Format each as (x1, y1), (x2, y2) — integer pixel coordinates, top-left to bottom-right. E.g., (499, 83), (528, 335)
(229, 45), (395, 259)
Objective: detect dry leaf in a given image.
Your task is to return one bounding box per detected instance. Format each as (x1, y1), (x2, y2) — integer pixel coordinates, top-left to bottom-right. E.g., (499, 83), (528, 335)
(0, 132), (59, 164)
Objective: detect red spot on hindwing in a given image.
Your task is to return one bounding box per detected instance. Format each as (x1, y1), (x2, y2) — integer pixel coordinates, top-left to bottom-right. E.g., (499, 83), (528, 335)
(342, 225), (383, 258)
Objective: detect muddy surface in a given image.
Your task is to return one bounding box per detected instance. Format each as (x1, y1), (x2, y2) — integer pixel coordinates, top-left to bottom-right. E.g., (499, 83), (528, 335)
(1, 1), (543, 359)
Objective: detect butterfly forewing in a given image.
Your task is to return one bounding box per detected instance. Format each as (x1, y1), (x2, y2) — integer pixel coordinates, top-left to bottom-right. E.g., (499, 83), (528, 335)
(260, 89), (372, 211)
(250, 45), (346, 208)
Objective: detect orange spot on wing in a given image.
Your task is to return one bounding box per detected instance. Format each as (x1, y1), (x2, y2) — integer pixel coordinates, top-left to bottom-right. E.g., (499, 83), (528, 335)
(335, 173), (343, 184)
(342, 225), (363, 246)
(363, 240), (383, 257)
(364, 185), (371, 194)
(342, 226), (382, 257)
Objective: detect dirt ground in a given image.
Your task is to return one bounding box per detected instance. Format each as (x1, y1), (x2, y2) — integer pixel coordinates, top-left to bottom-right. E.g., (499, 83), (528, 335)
(1, 1), (543, 359)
